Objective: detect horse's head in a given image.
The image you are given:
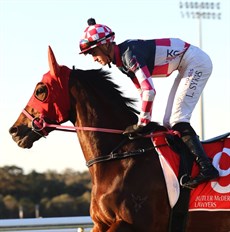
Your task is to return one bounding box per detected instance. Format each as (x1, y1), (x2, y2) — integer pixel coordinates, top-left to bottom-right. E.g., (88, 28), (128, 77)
(9, 46), (71, 148)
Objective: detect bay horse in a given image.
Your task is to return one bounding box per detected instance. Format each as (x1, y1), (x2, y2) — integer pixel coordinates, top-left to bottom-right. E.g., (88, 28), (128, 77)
(9, 46), (230, 232)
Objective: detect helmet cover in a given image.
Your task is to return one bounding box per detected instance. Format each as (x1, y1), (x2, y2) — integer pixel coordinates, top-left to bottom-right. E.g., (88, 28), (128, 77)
(79, 18), (115, 54)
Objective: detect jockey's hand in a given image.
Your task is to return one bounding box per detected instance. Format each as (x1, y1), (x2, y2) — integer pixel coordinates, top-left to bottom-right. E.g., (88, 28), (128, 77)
(123, 122), (166, 138)
(123, 124), (144, 137)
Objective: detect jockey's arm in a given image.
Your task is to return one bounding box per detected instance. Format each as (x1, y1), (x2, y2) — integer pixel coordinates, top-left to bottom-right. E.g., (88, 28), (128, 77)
(133, 65), (156, 126)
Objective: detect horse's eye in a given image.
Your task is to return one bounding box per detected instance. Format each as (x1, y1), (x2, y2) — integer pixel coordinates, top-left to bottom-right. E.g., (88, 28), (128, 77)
(34, 83), (48, 102)
(36, 88), (45, 95)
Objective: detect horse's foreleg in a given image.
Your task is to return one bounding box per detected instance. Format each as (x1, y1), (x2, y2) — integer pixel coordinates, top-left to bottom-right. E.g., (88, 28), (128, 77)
(107, 221), (134, 232)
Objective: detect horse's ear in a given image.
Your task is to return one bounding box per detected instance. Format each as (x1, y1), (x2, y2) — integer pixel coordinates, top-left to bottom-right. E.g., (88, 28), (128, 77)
(48, 46), (60, 77)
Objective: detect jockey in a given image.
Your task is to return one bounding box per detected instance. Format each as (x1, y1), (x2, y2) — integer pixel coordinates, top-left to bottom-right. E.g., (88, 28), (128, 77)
(78, 18), (219, 189)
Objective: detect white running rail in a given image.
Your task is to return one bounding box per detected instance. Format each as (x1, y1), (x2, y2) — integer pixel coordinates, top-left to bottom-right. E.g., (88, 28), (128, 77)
(0, 216), (93, 232)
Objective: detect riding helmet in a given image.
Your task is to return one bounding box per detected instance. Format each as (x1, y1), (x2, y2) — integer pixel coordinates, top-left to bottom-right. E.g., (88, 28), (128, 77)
(79, 18), (115, 54)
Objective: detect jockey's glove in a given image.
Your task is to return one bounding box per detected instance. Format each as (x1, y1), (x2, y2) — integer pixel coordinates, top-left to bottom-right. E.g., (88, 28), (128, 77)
(123, 124), (144, 136)
(123, 122), (165, 138)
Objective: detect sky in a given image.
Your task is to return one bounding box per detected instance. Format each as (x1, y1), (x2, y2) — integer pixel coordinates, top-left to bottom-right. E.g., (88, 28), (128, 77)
(1, 0), (229, 174)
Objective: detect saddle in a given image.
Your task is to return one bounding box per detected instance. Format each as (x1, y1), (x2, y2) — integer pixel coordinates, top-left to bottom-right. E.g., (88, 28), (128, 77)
(152, 131), (230, 232)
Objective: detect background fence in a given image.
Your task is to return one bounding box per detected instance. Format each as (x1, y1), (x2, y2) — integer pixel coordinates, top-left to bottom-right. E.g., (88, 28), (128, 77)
(0, 216), (93, 232)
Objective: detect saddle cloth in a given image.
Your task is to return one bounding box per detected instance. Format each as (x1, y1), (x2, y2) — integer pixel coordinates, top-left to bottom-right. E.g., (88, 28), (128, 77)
(151, 133), (230, 211)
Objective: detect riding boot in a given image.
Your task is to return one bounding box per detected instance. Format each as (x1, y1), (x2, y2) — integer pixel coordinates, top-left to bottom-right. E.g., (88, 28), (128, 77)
(181, 134), (219, 188)
(172, 122), (219, 189)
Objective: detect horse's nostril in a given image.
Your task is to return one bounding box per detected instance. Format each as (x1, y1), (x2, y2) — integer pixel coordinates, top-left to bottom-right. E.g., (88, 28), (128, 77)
(9, 126), (18, 135)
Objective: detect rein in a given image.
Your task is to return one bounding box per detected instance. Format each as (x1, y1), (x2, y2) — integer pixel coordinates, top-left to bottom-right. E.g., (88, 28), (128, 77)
(22, 109), (177, 137)
(22, 109), (178, 139)
(22, 109), (124, 135)
(22, 109), (178, 167)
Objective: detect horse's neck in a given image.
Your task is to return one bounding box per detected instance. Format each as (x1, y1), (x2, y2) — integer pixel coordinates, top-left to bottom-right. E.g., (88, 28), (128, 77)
(69, 70), (139, 166)
(70, 87), (128, 160)
(69, 75), (137, 131)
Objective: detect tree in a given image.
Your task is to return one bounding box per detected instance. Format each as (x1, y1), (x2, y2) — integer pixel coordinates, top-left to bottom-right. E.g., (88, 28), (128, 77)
(3, 195), (19, 218)
(0, 194), (7, 218)
(43, 194), (77, 217)
(0, 166), (92, 218)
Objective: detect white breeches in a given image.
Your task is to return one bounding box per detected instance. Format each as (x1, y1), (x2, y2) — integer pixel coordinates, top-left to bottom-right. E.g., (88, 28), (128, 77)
(163, 45), (213, 128)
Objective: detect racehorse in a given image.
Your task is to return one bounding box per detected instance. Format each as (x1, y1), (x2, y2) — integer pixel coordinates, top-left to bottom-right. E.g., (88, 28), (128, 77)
(9, 46), (230, 232)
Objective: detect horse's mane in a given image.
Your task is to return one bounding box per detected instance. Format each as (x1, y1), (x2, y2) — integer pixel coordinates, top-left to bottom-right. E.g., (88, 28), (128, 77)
(70, 68), (139, 117)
